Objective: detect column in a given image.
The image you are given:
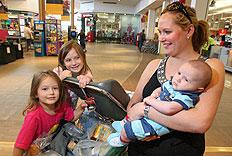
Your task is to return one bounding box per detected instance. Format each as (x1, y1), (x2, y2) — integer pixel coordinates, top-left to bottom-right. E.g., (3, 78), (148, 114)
(189, 0), (210, 20)
(158, 1), (168, 54)
(39, 0), (45, 21)
(146, 10), (156, 40)
(71, 0), (75, 29)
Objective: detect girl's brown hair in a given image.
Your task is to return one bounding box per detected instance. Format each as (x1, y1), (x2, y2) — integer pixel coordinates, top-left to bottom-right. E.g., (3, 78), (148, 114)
(23, 70), (66, 116)
(58, 40), (91, 75)
(161, 3), (209, 53)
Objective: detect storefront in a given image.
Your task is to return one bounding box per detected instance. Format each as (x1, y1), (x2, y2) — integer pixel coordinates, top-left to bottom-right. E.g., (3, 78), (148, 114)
(207, 0), (232, 72)
(95, 13), (140, 44)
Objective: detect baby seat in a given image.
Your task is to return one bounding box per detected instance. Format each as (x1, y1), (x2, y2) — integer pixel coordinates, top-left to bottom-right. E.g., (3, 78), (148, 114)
(63, 77), (129, 120)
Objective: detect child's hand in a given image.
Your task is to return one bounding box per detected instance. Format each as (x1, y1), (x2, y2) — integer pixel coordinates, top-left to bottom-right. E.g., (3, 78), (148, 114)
(60, 70), (72, 80)
(77, 75), (91, 88)
(73, 100), (88, 121)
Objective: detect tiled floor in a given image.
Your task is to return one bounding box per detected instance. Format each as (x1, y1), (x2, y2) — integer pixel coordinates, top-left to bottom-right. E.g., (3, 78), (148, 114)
(0, 43), (231, 155)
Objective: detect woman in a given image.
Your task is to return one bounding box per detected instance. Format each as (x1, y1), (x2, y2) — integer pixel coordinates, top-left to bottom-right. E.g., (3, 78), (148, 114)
(126, 2), (225, 156)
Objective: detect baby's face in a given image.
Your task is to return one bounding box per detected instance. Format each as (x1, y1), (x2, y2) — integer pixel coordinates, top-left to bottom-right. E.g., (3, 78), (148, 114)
(172, 63), (201, 91)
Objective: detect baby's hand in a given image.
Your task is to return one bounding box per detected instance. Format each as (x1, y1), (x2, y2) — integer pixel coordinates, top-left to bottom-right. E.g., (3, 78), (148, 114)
(151, 87), (161, 98)
(143, 96), (156, 106)
(151, 91), (160, 99)
(77, 75), (91, 88)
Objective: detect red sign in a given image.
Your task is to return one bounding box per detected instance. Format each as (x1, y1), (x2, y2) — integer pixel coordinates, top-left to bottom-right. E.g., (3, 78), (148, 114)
(218, 29), (227, 36)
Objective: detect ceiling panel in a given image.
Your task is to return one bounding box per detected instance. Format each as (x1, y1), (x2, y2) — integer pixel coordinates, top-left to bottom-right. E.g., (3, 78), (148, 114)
(79, 0), (140, 7)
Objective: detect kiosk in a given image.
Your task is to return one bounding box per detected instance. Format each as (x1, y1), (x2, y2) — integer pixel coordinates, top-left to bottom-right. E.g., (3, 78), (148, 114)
(45, 19), (62, 56)
(34, 20), (46, 56)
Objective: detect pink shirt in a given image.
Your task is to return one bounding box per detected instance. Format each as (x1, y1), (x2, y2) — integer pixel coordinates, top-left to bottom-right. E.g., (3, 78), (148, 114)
(15, 102), (74, 150)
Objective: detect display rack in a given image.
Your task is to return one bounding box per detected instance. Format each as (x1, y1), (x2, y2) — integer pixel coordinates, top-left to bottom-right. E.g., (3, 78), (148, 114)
(34, 20), (46, 56)
(7, 14), (21, 36)
(45, 19), (62, 56)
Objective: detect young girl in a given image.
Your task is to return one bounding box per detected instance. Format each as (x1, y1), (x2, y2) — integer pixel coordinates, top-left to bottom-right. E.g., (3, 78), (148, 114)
(53, 40), (93, 88)
(13, 70), (76, 156)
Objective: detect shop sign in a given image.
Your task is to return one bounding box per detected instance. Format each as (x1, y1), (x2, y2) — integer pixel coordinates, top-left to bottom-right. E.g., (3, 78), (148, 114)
(218, 29), (227, 36)
(0, 13), (8, 20)
(46, 4), (63, 15)
(61, 15), (70, 21)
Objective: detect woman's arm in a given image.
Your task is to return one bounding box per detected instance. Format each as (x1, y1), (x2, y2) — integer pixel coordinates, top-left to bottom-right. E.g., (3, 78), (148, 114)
(127, 59), (161, 111)
(128, 58), (225, 133)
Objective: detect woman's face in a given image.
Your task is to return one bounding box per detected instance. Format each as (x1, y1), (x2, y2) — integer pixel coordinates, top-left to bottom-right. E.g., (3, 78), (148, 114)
(64, 48), (84, 73)
(158, 13), (188, 56)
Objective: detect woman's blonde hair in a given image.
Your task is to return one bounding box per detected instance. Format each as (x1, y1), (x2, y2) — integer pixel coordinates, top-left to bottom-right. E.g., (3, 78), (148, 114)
(161, 3), (209, 52)
(58, 40), (91, 75)
(23, 70), (66, 116)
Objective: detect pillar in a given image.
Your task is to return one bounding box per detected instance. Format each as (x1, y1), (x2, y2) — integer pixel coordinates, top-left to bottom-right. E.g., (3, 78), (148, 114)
(158, 1), (168, 55)
(71, 0), (75, 29)
(39, 0), (45, 21)
(190, 0), (210, 20)
(146, 10), (156, 40)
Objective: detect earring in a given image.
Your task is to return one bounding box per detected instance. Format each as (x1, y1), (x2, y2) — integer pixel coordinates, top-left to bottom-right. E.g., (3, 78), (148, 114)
(187, 36), (190, 39)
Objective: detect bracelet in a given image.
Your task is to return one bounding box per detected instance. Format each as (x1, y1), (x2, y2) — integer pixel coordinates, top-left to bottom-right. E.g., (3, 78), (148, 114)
(144, 105), (150, 118)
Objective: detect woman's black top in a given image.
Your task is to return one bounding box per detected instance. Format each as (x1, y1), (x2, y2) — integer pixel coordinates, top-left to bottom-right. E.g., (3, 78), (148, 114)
(128, 57), (205, 156)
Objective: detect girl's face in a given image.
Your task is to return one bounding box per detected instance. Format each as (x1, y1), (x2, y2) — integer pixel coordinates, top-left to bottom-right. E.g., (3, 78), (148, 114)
(158, 13), (188, 56)
(37, 76), (59, 109)
(64, 48), (84, 73)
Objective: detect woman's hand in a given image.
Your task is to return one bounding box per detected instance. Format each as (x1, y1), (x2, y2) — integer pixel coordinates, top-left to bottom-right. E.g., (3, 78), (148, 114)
(77, 75), (92, 88)
(142, 135), (160, 141)
(127, 102), (146, 121)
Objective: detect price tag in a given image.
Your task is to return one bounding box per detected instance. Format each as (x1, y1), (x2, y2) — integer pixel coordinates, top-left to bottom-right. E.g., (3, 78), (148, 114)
(7, 47), (11, 54)
(18, 44), (22, 51)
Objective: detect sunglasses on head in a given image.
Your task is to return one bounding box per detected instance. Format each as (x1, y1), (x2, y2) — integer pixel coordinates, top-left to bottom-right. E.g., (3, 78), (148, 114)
(162, 1), (192, 24)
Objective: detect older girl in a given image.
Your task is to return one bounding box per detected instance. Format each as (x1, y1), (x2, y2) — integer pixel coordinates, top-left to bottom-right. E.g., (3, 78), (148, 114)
(53, 40), (93, 88)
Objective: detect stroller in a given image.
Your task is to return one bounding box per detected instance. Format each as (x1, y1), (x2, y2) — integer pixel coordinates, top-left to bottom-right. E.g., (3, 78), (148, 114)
(64, 77), (129, 120)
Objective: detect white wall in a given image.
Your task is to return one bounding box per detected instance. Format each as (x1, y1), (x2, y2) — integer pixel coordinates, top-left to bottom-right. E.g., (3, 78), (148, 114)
(79, 1), (94, 13)
(134, 0), (156, 13)
(93, 1), (135, 14)
(6, 0), (39, 13)
(79, 1), (136, 14)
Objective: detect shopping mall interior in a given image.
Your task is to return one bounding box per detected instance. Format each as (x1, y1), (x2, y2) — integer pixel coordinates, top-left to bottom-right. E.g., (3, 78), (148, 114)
(0, 0), (232, 155)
